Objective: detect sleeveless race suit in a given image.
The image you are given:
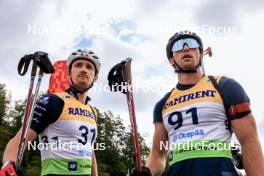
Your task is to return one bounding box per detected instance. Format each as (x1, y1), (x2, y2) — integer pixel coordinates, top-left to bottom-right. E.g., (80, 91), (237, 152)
(30, 87), (97, 176)
(153, 76), (251, 176)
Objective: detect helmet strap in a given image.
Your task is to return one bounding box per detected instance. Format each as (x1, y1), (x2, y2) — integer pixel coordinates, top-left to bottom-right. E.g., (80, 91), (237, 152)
(69, 77), (95, 95)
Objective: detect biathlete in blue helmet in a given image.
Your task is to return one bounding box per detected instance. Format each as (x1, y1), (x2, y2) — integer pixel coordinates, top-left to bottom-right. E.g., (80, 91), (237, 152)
(134, 31), (264, 176)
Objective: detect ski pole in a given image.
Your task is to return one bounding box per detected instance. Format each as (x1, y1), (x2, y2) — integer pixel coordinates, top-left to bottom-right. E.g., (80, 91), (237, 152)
(16, 61), (37, 167)
(202, 47), (213, 74)
(16, 67), (43, 167)
(123, 58), (142, 174)
(108, 58), (143, 174)
(15, 51), (54, 168)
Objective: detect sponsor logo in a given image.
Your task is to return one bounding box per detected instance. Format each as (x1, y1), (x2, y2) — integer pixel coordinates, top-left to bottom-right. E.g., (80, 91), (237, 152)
(79, 164), (91, 169)
(68, 161), (77, 171)
(35, 104), (47, 111)
(173, 129), (205, 142)
(68, 108), (95, 119)
(79, 149), (92, 157)
(164, 90), (217, 108)
(38, 96), (50, 105)
(63, 95), (71, 99)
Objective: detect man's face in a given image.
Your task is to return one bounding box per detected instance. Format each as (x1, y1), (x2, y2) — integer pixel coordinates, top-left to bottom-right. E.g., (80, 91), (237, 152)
(70, 59), (97, 91)
(170, 42), (202, 71)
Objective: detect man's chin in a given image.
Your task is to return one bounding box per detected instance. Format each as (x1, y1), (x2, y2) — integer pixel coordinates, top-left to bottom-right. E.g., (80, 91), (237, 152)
(181, 65), (196, 70)
(75, 84), (91, 92)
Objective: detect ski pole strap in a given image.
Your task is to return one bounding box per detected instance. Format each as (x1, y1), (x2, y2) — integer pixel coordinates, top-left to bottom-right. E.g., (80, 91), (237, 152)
(18, 54), (33, 76)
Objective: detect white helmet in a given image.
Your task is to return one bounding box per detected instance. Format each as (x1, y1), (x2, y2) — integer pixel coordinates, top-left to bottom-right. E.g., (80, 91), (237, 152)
(67, 49), (101, 73)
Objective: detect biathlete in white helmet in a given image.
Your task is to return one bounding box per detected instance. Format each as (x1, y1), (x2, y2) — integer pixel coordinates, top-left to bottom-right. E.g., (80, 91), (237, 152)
(2, 49), (101, 176)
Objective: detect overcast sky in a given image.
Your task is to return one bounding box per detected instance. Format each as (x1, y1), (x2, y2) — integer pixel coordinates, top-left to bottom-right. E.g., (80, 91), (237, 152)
(1, 0), (264, 146)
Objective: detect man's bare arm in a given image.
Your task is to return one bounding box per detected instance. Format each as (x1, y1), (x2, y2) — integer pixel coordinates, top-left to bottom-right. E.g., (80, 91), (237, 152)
(146, 122), (168, 176)
(2, 128), (37, 164)
(232, 113), (264, 176)
(91, 151), (98, 176)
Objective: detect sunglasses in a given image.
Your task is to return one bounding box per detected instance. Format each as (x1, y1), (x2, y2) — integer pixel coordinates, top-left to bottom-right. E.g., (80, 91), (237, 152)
(171, 38), (200, 52)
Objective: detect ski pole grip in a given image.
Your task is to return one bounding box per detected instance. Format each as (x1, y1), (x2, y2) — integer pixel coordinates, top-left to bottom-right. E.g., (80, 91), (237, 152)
(18, 51), (54, 76)
(33, 51), (54, 74)
(18, 54), (33, 76)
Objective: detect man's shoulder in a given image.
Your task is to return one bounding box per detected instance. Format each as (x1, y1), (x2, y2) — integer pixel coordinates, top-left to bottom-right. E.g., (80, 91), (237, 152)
(209, 75), (250, 111)
(209, 75), (246, 93)
(31, 93), (65, 134)
(155, 90), (173, 109)
(208, 75), (241, 88)
(159, 91), (173, 102)
(52, 91), (71, 98)
(214, 76), (243, 90)
(153, 91), (173, 123)
(37, 93), (64, 107)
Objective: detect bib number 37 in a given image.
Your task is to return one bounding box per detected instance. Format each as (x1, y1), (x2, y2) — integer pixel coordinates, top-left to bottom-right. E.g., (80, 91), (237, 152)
(78, 125), (96, 145)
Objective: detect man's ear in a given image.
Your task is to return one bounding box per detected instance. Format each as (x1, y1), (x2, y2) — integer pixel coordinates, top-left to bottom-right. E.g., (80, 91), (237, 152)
(200, 53), (203, 60)
(169, 58), (175, 66)
(93, 73), (98, 82)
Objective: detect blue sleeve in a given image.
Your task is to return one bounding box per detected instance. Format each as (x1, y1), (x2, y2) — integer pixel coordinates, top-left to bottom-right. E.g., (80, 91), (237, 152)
(30, 94), (64, 134)
(219, 76), (251, 119)
(153, 92), (171, 123)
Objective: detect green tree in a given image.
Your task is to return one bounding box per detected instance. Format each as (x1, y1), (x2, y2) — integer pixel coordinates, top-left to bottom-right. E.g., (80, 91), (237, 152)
(121, 127), (150, 172)
(96, 110), (150, 176)
(96, 111), (127, 176)
(0, 84), (11, 166)
(0, 84), (9, 125)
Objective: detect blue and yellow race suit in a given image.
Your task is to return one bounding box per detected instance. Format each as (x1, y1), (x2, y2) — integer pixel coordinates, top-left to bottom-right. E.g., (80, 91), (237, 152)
(30, 87), (97, 176)
(153, 76), (251, 176)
